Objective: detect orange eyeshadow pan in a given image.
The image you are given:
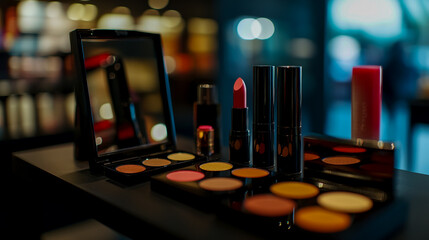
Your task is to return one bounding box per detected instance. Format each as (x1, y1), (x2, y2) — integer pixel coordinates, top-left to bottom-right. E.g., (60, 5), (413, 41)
(295, 206), (351, 233)
(231, 168), (269, 178)
(270, 181), (319, 199)
(115, 164), (146, 174)
(322, 156), (361, 165)
(244, 194), (296, 217)
(304, 153), (320, 161)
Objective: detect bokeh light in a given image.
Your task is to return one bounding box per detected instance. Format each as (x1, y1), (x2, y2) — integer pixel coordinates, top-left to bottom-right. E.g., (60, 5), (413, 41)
(330, 0), (402, 39)
(99, 103), (114, 120)
(151, 123), (167, 141)
(328, 35), (360, 61)
(148, 0), (169, 10)
(67, 3), (85, 21)
(256, 18), (275, 40)
(237, 17), (275, 40)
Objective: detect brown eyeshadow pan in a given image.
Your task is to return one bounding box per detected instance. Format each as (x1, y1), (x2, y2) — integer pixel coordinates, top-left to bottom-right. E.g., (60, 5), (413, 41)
(243, 194), (296, 217)
(199, 177), (243, 191)
(142, 158), (171, 167)
(322, 156), (361, 165)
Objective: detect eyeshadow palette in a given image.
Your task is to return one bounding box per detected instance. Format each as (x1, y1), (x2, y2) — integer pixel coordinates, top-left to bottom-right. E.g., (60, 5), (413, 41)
(70, 29), (206, 184)
(303, 135), (395, 200)
(150, 136), (407, 239)
(103, 152), (203, 184)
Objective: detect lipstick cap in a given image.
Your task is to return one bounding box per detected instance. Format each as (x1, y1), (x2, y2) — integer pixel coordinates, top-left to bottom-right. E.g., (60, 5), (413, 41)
(197, 84), (218, 104)
(277, 66), (302, 131)
(253, 65), (275, 125)
(351, 65), (382, 140)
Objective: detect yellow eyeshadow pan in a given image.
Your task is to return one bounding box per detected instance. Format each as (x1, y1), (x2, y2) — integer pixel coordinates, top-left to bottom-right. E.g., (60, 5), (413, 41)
(167, 152), (195, 161)
(115, 164), (146, 174)
(199, 177), (243, 191)
(142, 158), (171, 167)
(199, 162), (233, 171)
(231, 168), (269, 178)
(295, 206), (351, 233)
(243, 194), (296, 217)
(270, 181), (319, 199)
(317, 191), (373, 213)
(322, 156), (361, 165)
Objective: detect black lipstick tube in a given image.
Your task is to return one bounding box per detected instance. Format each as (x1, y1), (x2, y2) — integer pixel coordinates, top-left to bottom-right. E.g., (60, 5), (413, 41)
(277, 66), (303, 177)
(229, 107), (250, 167)
(252, 65), (275, 170)
(193, 84), (221, 153)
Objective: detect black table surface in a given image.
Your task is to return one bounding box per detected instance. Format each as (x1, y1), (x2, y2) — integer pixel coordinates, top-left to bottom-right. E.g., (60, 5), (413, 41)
(11, 142), (429, 240)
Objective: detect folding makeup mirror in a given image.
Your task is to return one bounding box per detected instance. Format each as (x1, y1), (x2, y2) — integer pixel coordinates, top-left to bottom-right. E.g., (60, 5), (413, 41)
(71, 29), (203, 183)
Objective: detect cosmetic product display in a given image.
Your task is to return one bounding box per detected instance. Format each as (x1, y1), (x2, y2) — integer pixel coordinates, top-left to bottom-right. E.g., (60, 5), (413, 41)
(151, 134), (406, 239)
(71, 29), (206, 184)
(229, 77), (251, 167)
(351, 65), (382, 140)
(277, 66), (303, 178)
(193, 84), (221, 154)
(196, 125), (214, 156)
(252, 65), (275, 171)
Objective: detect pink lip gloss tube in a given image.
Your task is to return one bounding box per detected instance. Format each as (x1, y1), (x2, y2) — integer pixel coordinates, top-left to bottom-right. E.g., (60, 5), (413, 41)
(351, 65), (382, 140)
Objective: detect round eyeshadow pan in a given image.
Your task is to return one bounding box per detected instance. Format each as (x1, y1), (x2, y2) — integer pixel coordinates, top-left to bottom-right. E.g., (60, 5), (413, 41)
(322, 156), (361, 165)
(199, 177), (243, 191)
(317, 191), (373, 213)
(166, 170), (205, 182)
(199, 162), (233, 171)
(304, 153), (320, 161)
(167, 152), (195, 161)
(142, 158), (171, 167)
(333, 146), (367, 153)
(270, 181), (319, 199)
(295, 206), (351, 233)
(231, 168), (270, 178)
(243, 194), (296, 217)
(115, 164), (146, 174)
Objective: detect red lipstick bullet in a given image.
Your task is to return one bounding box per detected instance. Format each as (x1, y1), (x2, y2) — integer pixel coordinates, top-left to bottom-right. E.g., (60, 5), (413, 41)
(233, 77), (247, 109)
(229, 77), (251, 166)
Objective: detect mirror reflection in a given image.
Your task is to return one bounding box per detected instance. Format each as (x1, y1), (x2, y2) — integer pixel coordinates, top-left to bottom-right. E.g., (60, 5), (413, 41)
(82, 38), (167, 155)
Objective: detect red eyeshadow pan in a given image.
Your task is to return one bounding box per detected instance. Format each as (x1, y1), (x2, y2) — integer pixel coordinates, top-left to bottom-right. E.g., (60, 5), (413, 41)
(166, 170), (205, 182)
(333, 146), (366, 153)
